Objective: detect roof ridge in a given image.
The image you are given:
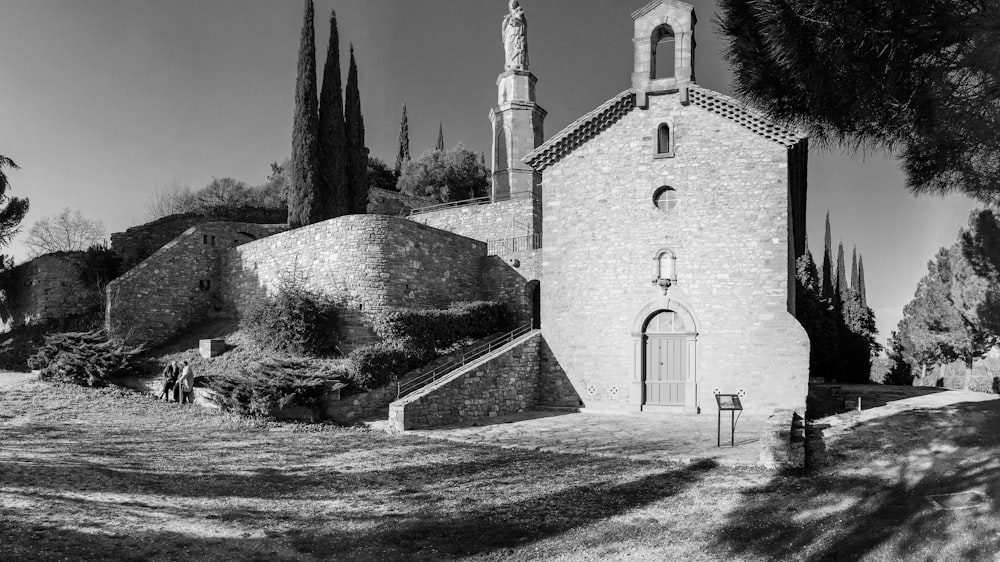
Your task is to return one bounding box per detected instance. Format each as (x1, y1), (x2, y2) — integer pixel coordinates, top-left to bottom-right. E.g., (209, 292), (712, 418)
(524, 90), (635, 172)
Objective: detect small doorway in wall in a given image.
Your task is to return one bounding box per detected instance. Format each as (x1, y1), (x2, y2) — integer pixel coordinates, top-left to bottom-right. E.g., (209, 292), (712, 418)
(526, 280), (540, 329)
(642, 309), (696, 408)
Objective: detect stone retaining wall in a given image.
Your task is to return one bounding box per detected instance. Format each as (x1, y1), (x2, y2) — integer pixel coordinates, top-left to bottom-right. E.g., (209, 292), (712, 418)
(758, 408), (805, 469)
(1, 253), (95, 329)
(110, 211), (287, 269)
(409, 196), (540, 244)
(223, 215), (487, 345)
(389, 331), (542, 431)
(106, 222), (287, 346)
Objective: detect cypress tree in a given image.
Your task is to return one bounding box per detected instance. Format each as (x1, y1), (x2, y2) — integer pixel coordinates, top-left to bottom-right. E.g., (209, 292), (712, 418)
(344, 45), (368, 215)
(395, 104), (410, 177)
(436, 122), (445, 151)
(858, 254), (868, 308)
(289, 0), (321, 228)
(318, 8), (348, 220)
(836, 242), (848, 308)
(821, 212), (834, 300)
(851, 246), (859, 292)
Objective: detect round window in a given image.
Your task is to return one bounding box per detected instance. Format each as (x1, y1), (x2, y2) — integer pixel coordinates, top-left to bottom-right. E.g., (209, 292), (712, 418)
(653, 186), (678, 212)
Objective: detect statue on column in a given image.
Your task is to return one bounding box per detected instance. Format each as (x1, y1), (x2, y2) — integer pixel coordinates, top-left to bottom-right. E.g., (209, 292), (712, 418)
(502, 0), (529, 72)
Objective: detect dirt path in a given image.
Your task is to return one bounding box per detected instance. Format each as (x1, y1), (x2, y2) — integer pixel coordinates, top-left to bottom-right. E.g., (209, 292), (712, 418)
(0, 371), (34, 390)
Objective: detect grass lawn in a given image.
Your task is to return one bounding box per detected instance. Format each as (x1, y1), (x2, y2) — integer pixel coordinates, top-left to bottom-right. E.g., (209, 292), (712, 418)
(2, 379), (1000, 561)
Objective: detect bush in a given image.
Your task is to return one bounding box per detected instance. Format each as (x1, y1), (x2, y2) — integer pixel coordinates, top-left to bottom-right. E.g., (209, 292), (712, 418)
(397, 144), (489, 203)
(240, 278), (340, 356)
(208, 358), (341, 418)
(374, 301), (511, 354)
(346, 342), (429, 391)
(28, 329), (146, 387)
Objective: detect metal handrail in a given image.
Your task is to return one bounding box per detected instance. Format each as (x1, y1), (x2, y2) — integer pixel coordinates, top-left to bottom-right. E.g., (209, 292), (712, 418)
(487, 234), (542, 256)
(408, 196), (490, 216)
(396, 322), (534, 400)
(407, 191), (541, 217)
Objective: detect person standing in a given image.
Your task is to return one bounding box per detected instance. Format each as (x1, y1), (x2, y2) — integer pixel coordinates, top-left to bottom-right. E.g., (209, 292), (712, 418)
(157, 361), (178, 401)
(175, 361), (195, 405)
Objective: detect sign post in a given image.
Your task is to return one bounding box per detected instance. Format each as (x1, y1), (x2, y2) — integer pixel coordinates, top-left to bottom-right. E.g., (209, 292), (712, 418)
(715, 394), (743, 447)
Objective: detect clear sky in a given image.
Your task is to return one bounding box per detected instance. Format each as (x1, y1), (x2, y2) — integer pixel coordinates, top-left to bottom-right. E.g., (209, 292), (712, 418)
(0, 0), (979, 344)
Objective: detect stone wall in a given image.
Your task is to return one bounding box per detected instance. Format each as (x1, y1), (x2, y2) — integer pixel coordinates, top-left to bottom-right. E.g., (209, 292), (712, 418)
(537, 336), (582, 408)
(538, 92), (809, 416)
(480, 251), (542, 327)
(223, 215), (487, 349)
(389, 331), (541, 431)
(111, 211), (286, 269)
(409, 195), (541, 245)
(106, 222), (287, 346)
(1, 253), (95, 329)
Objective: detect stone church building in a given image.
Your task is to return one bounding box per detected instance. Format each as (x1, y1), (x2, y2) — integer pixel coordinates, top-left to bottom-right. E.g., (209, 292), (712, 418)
(102, 0), (809, 422)
(519, 0), (811, 415)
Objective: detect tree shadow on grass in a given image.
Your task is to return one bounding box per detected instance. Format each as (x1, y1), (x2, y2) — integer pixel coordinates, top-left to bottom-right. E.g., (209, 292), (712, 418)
(712, 399), (1000, 561)
(289, 459), (719, 559)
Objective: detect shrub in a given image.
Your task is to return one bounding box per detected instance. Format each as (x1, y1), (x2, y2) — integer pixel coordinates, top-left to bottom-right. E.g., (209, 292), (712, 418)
(208, 358), (341, 419)
(346, 342), (428, 391)
(240, 278), (340, 356)
(374, 301), (511, 354)
(28, 329), (146, 387)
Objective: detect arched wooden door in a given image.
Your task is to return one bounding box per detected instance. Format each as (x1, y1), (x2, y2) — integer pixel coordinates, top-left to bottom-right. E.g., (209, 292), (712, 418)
(642, 309), (696, 408)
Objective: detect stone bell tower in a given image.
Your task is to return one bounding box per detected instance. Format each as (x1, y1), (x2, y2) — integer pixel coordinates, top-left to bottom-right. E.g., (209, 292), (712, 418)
(491, 0), (546, 201)
(631, 0), (696, 109)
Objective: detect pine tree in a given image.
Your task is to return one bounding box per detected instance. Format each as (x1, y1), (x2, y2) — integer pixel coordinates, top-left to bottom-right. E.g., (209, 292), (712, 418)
(858, 254), (868, 308)
(395, 104), (410, 177)
(318, 8), (348, 220)
(436, 122), (445, 152)
(289, 0), (321, 228)
(836, 242), (848, 308)
(344, 45), (368, 215)
(0, 155), (29, 248)
(821, 212), (833, 300)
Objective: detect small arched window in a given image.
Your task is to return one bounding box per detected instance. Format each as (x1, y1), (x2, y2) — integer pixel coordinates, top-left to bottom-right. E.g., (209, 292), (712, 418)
(656, 123), (673, 157)
(651, 25), (676, 80)
(652, 186), (679, 212)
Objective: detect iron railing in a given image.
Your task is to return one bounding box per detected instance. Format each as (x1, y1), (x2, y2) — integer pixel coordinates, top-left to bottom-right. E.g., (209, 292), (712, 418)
(487, 233), (542, 255)
(407, 191), (541, 217)
(396, 322), (534, 400)
(407, 196), (491, 216)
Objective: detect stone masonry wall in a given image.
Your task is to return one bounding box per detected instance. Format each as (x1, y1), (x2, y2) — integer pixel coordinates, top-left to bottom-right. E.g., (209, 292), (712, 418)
(388, 331), (541, 431)
(537, 336), (582, 408)
(480, 251), (542, 327)
(223, 215), (487, 348)
(540, 92), (809, 415)
(110, 211), (286, 269)
(106, 222), (286, 346)
(2, 253), (95, 329)
(409, 196), (540, 244)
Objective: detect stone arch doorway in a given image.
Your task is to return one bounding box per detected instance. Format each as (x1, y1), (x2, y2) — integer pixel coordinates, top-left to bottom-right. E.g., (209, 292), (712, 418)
(641, 308), (696, 409)
(526, 280), (540, 329)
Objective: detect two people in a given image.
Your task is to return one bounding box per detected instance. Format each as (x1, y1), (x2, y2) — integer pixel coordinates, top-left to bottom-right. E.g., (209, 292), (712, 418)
(157, 360), (196, 404)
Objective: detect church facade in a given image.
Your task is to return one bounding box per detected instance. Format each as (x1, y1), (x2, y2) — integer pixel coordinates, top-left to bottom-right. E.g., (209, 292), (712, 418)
(518, 0), (810, 415)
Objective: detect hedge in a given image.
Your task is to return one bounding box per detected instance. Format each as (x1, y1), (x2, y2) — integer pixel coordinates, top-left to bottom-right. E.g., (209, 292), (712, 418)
(373, 301), (511, 354)
(346, 342), (428, 391)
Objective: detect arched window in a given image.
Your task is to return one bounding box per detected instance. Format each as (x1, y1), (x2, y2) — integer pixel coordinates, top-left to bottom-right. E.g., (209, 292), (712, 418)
(656, 123), (673, 156)
(645, 309), (692, 334)
(652, 186), (679, 212)
(651, 25), (675, 80)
